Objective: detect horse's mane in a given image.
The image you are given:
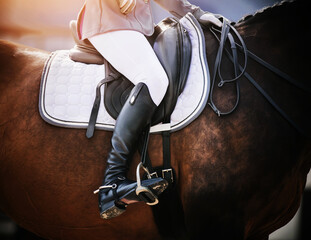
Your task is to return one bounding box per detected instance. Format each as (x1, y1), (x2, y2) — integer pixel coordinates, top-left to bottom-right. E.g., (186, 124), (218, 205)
(236, 0), (297, 25)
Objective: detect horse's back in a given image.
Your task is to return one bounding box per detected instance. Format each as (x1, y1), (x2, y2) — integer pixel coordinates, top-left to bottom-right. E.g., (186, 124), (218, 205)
(0, 39), (49, 74)
(0, 40), (49, 129)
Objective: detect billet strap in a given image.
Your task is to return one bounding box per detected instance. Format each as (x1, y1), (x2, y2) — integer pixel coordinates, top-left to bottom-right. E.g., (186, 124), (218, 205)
(85, 74), (119, 138)
(161, 131), (174, 183)
(161, 116), (174, 184)
(86, 60), (121, 138)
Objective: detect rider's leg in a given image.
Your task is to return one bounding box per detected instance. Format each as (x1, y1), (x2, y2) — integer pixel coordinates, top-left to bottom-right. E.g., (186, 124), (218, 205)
(89, 30), (169, 219)
(89, 30), (168, 106)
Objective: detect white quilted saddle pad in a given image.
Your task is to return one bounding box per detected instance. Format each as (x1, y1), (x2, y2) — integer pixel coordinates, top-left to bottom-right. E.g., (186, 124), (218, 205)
(39, 14), (210, 133)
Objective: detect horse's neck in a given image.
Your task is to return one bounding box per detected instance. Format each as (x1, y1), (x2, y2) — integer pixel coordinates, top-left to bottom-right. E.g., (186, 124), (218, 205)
(202, 0), (311, 138)
(235, 0), (310, 79)
(232, 1), (311, 136)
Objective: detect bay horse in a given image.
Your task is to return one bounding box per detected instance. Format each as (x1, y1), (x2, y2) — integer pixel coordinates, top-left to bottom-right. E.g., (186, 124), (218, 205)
(0, 0), (310, 239)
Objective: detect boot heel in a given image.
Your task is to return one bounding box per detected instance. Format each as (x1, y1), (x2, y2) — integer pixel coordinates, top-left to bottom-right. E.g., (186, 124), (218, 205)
(100, 202), (126, 219)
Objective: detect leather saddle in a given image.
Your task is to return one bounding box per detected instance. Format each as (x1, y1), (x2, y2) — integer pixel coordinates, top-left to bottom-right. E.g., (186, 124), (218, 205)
(69, 17), (192, 128)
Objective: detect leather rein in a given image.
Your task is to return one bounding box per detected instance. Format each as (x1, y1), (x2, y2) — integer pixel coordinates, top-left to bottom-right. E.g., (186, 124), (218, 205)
(208, 19), (311, 137)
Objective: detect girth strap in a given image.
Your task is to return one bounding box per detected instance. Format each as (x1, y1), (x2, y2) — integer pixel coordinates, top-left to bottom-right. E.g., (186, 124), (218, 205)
(137, 119), (186, 239)
(138, 126), (174, 185)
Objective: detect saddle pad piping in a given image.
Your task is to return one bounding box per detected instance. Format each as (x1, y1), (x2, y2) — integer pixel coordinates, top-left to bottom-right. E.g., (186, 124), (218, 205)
(39, 52), (113, 130)
(168, 13), (210, 132)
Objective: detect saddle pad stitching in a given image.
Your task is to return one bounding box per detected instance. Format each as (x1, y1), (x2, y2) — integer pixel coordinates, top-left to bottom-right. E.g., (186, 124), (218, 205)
(40, 52), (115, 129)
(40, 53), (85, 126)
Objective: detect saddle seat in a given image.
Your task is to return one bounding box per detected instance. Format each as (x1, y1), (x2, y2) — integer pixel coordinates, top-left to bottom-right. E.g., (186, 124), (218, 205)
(69, 20), (105, 65)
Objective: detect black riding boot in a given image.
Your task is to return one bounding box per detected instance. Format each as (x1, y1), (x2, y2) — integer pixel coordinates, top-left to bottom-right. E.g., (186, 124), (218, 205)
(95, 83), (168, 219)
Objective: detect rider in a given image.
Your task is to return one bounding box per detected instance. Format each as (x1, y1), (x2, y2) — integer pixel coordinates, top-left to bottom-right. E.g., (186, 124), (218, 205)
(75, 0), (221, 219)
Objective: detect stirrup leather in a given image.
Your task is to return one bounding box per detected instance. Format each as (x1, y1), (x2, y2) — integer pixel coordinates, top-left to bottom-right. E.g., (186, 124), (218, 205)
(135, 163), (159, 206)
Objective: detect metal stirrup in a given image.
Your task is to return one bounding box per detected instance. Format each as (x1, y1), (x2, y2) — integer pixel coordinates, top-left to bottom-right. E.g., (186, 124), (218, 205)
(135, 163), (159, 206)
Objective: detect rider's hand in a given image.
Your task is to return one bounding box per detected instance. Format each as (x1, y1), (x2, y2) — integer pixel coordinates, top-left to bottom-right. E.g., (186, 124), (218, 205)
(197, 12), (223, 28)
(118, 0), (136, 14)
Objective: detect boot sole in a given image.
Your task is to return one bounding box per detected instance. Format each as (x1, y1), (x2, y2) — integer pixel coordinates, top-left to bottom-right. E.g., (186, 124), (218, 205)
(100, 204), (126, 220)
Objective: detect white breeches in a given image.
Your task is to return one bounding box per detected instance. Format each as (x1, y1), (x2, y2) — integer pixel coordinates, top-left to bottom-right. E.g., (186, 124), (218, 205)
(89, 30), (169, 106)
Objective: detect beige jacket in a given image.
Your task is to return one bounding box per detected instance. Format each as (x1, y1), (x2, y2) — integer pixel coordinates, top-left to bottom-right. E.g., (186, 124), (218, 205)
(77, 0), (204, 40)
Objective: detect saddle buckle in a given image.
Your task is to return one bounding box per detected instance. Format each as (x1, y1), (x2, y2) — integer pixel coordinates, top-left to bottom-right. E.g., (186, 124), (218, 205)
(162, 168), (174, 183)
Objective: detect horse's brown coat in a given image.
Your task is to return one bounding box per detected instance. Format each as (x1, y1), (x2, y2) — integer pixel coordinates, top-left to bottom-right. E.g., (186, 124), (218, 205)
(0, 1), (311, 239)
(0, 41), (163, 239)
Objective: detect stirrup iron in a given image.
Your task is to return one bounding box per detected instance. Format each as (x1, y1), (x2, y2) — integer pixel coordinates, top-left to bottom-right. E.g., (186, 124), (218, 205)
(136, 163), (159, 206)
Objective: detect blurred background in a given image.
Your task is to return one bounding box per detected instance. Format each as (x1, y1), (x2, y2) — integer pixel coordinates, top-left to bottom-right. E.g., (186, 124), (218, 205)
(0, 0), (310, 239)
(0, 0), (285, 51)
